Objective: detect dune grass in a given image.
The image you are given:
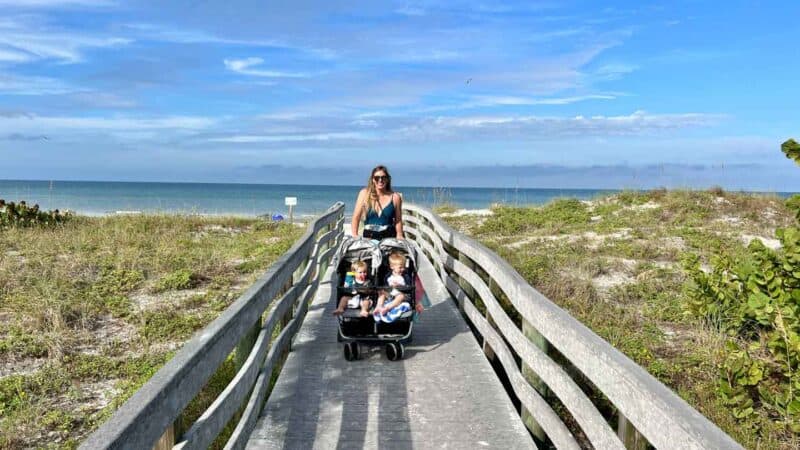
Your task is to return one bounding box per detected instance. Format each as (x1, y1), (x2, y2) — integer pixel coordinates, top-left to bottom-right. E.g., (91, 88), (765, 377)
(443, 188), (798, 449)
(0, 214), (303, 448)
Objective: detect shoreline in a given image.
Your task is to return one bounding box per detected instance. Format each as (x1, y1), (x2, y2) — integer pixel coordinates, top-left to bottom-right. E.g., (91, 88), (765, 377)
(72, 209), (321, 220)
(2, 178), (799, 195)
(74, 209), (497, 222)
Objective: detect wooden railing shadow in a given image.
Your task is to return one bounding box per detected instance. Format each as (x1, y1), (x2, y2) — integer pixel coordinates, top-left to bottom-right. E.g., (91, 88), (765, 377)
(403, 204), (743, 450)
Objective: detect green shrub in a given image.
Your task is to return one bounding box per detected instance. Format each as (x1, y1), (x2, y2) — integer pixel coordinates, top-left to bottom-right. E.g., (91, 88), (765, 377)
(154, 269), (202, 292)
(786, 195), (800, 220)
(140, 310), (209, 342)
(0, 199), (71, 228)
(684, 223), (800, 431)
(682, 139), (800, 432)
(0, 326), (49, 358)
(782, 138), (800, 164)
(479, 198), (590, 235)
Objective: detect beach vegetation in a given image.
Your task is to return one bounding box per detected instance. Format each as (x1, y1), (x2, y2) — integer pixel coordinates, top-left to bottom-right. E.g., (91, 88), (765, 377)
(782, 138), (800, 165)
(154, 269), (202, 292)
(478, 198), (590, 235)
(0, 199), (71, 229)
(680, 140), (800, 436)
(445, 186), (798, 448)
(0, 213), (302, 447)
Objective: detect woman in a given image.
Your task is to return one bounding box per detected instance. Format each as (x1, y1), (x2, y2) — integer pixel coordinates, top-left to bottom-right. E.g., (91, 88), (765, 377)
(351, 165), (404, 240)
(352, 165), (423, 314)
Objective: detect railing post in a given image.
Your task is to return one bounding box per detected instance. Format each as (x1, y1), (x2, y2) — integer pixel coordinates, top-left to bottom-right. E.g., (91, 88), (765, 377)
(281, 277), (294, 355)
(320, 222), (332, 275)
(521, 319), (549, 444)
(457, 252), (497, 361)
(617, 414), (648, 450)
(236, 317), (261, 370)
(455, 250), (473, 316)
(152, 425), (177, 450)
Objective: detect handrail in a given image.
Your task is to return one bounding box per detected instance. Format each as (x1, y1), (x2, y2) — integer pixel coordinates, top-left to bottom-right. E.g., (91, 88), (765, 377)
(81, 202), (345, 450)
(403, 204), (742, 450)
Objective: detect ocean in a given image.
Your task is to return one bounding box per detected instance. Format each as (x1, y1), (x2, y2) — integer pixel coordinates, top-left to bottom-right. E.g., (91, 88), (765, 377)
(0, 180), (793, 218)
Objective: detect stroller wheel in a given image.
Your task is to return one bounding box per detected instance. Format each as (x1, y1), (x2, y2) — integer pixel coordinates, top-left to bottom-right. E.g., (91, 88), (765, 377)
(386, 342), (404, 361)
(344, 342), (360, 361)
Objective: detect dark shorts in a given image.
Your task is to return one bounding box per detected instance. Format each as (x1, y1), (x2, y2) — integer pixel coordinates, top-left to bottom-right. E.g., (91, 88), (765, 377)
(363, 227), (397, 240)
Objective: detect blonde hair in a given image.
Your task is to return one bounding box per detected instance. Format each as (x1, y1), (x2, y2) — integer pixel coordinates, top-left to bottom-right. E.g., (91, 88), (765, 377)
(351, 260), (368, 272)
(388, 252), (406, 267)
(365, 165), (393, 211)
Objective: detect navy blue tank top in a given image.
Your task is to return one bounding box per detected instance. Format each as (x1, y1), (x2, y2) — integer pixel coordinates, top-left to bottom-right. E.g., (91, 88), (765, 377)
(365, 195), (396, 227)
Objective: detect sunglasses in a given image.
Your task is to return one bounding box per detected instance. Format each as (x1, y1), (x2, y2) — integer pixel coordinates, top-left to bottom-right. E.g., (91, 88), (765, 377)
(373, 175), (389, 182)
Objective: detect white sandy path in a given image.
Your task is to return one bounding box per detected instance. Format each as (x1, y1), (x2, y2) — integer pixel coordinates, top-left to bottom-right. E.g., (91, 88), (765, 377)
(439, 208), (494, 217)
(506, 229), (632, 249)
(741, 234), (782, 250)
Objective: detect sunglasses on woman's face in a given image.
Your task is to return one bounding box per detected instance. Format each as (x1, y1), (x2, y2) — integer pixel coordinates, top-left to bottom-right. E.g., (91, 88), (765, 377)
(373, 175), (389, 182)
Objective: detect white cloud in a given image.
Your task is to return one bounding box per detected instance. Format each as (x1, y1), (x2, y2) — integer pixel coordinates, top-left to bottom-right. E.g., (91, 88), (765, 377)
(391, 110), (724, 139)
(207, 131), (372, 143)
(121, 23), (338, 60)
(224, 57), (263, 72)
(0, 114), (217, 134)
(0, 47), (31, 63)
(0, 0), (113, 6)
(169, 110), (727, 149)
(592, 63), (639, 80)
(122, 23), (279, 47)
(0, 16), (130, 64)
(68, 92), (138, 108)
(0, 73), (75, 95)
(383, 49), (462, 63)
(465, 94), (617, 107)
(223, 57), (311, 78)
(395, 5), (426, 16)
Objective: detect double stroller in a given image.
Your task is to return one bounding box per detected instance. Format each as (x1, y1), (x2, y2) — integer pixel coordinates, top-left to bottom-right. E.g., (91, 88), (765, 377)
(333, 237), (417, 361)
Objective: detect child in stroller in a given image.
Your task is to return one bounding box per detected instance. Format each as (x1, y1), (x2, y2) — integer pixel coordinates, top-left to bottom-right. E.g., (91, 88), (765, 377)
(332, 260), (372, 317)
(373, 251), (412, 322)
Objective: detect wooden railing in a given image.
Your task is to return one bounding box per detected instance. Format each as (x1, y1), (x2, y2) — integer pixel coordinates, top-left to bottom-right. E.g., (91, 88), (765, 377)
(81, 203), (345, 450)
(403, 204), (742, 450)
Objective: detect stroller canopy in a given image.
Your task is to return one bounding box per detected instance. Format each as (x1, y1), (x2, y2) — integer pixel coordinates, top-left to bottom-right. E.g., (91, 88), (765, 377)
(335, 236), (382, 275)
(379, 238), (417, 271)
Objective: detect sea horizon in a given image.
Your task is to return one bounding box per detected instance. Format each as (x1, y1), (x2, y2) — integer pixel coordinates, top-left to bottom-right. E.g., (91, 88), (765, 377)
(1, 178), (796, 218)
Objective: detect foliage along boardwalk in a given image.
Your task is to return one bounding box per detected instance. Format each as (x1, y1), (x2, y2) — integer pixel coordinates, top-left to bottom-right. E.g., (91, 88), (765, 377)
(246, 244), (535, 449)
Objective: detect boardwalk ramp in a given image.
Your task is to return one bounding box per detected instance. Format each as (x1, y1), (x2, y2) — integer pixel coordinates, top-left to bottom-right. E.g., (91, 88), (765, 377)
(247, 247), (534, 449)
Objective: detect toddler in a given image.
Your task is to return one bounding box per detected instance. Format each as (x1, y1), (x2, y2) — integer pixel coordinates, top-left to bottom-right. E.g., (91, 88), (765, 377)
(333, 260), (372, 317)
(374, 252), (412, 319)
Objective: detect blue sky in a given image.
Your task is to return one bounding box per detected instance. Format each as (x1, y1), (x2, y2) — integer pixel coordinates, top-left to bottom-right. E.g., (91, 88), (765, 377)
(1, 0), (799, 190)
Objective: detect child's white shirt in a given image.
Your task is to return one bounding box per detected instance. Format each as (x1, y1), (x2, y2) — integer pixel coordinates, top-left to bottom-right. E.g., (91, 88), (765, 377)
(387, 272), (407, 297)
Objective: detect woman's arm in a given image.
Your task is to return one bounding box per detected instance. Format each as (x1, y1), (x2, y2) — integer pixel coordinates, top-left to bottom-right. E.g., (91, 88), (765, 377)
(393, 192), (404, 239)
(351, 188), (367, 237)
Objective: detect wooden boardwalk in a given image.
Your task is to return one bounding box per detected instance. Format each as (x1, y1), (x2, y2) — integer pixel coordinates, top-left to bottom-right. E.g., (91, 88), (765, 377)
(246, 247), (535, 449)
